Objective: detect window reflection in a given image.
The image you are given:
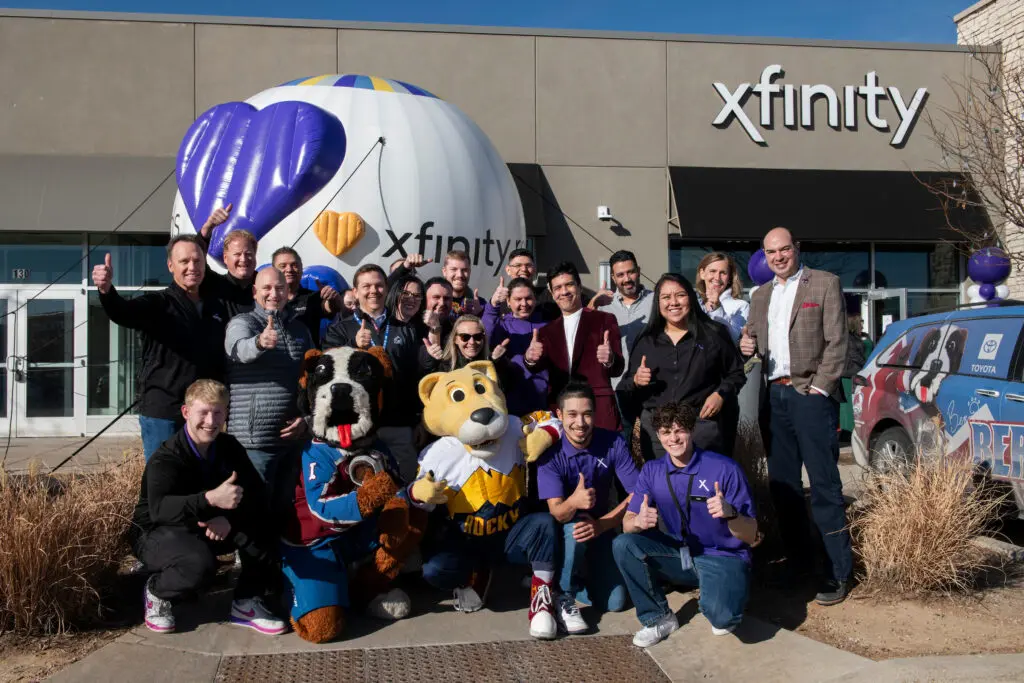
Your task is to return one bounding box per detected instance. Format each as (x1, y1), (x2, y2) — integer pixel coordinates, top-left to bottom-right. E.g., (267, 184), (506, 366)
(87, 292), (142, 416)
(875, 244), (960, 289)
(0, 234), (81, 285)
(88, 234), (171, 288)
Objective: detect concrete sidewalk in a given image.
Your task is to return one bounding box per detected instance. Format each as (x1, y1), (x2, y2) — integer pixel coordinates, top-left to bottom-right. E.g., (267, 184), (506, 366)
(49, 579), (1024, 683)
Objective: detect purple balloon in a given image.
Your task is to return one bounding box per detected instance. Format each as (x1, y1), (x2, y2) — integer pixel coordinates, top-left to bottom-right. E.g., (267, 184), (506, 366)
(748, 249), (774, 286)
(176, 101), (347, 262)
(967, 247), (1011, 285)
(301, 265), (349, 293)
(979, 282), (996, 300)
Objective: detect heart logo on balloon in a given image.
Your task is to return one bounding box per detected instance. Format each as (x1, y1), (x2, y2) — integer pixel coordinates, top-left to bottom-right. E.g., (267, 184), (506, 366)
(176, 100), (347, 261)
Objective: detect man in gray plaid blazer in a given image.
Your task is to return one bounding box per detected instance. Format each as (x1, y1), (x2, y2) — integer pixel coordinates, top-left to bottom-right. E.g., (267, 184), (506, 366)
(740, 227), (851, 606)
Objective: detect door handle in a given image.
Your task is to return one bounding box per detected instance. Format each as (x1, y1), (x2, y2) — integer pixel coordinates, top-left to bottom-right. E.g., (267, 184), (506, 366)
(976, 389), (1001, 398)
(1007, 393), (1024, 403)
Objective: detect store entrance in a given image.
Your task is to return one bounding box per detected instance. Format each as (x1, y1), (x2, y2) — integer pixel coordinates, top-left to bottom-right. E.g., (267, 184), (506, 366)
(0, 287), (85, 437)
(867, 288), (908, 340)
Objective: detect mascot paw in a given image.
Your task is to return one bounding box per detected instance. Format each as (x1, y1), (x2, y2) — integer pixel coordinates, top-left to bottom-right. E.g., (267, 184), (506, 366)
(366, 588), (412, 621)
(292, 606), (345, 644)
(520, 423), (556, 463)
(411, 471), (448, 505)
(356, 470), (400, 517)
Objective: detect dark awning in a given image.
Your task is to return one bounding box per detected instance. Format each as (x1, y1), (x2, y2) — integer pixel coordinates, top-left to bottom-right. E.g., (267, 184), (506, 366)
(669, 167), (990, 242)
(0, 154), (177, 235)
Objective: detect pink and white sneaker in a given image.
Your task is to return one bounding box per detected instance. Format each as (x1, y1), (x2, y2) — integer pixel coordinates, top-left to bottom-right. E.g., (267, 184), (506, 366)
(528, 576), (557, 640)
(144, 577), (175, 633)
(229, 597), (288, 635)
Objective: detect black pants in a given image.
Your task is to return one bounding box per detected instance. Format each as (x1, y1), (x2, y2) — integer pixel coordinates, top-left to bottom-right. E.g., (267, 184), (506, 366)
(134, 526), (276, 602)
(766, 384), (852, 582)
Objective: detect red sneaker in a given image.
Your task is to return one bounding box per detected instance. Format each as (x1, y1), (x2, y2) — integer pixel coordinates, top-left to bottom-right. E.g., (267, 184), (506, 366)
(528, 576), (557, 640)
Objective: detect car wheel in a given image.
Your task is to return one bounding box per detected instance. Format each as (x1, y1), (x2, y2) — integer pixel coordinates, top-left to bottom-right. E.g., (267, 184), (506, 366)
(869, 426), (913, 474)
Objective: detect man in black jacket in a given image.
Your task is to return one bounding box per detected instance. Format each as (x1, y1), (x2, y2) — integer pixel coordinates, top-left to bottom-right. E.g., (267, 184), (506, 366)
(93, 235), (228, 461)
(322, 264), (424, 480)
(270, 246), (341, 348)
(131, 380), (284, 635)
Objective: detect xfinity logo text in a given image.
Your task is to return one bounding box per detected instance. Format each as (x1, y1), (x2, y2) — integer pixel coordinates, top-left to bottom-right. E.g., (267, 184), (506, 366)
(713, 65), (928, 147)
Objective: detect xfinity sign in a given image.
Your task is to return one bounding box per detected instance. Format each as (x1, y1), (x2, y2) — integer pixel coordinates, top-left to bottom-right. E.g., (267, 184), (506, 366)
(713, 65), (928, 147)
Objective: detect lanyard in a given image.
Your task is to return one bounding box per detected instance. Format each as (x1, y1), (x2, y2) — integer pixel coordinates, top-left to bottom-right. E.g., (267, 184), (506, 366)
(664, 469), (696, 540)
(353, 310), (390, 349)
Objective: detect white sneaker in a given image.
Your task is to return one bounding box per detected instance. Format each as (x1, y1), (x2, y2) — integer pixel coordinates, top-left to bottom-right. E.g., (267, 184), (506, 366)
(556, 593), (588, 634)
(712, 623), (737, 636)
(143, 577), (175, 633)
(230, 597), (288, 635)
(632, 612), (679, 648)
(528, 581), (557, 640)
(367, 587), (412, 621)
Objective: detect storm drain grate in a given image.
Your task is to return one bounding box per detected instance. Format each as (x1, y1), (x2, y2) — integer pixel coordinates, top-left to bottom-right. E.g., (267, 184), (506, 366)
(215, 635), (669, 682)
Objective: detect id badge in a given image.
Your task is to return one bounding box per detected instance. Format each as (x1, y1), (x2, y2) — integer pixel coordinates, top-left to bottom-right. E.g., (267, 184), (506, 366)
(679, 544), (694, 573)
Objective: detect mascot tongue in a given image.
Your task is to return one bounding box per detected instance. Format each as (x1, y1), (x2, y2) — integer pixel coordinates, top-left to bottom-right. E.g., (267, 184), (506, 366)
(336, 424), (353, 449)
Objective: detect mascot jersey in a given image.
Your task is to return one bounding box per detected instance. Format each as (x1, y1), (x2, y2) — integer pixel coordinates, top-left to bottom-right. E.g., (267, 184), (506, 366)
(284, 440), (394, 547)
(417, 412), (559, 538)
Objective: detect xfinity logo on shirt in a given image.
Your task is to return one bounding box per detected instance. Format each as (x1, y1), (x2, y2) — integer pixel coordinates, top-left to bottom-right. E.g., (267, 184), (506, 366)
(713, 65), (928, 147)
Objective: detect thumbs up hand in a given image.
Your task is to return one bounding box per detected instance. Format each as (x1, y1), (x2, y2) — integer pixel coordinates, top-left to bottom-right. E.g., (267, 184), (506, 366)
(422, 337), (443, 360)
(205, 471), (243, 510)
(633, 355), (653, 387)
(355, 318), (373, 349)
(411, 470), (449, 505)
(706, 481), (736, 520)
(466, 289), (483, 316)
(491, 337), (511, 361)
(200, 202), (233, 240)
(258, 314), (278, 350)
(569, 472), (597, 511)
(596, 329), (613, 366)
(491, 276), (509, 307)
(92, 253), (114, 294)
(740, 327), (757, 357)
(636, 494), (658, 530)
(588, 281), (615, 309)
(525, 328), (544, 364)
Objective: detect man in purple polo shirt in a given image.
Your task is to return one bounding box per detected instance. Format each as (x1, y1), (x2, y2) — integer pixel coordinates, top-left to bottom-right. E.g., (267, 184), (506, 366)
(537, 382), (639, 632)
(613, 402), (758, 647)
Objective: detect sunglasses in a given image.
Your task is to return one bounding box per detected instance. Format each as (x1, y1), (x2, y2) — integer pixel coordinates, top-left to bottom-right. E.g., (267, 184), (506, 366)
(456, 333), (485, 343)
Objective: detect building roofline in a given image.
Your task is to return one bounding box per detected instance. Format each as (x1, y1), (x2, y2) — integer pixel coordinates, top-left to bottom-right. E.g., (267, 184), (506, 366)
(0, 7), (998, 53)
(955, 0), (998, 23)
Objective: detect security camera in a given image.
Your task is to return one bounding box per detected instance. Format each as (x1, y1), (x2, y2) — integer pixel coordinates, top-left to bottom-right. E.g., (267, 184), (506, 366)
(597, 206), (613, 221)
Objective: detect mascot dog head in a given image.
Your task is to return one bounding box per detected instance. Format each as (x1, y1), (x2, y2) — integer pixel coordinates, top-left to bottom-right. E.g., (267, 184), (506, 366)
(299, 346), (392, 450)
(908, 323), (968, 405)
(418, 361), (509, 460)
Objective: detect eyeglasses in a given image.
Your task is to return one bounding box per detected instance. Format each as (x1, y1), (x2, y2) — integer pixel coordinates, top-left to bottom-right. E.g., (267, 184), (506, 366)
(457, 333), (485, 343)
(400, 292), (423, 301)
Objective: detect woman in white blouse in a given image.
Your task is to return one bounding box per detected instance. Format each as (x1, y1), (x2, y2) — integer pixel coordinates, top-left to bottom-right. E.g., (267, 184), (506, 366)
(695, 252), (749, 343)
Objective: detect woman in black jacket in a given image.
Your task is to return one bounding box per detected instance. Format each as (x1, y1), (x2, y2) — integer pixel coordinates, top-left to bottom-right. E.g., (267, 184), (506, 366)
(619, 273), (746, 460)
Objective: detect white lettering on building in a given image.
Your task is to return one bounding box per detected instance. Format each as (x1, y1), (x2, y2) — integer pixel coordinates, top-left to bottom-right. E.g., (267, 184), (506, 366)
(712, 65), (928, 147)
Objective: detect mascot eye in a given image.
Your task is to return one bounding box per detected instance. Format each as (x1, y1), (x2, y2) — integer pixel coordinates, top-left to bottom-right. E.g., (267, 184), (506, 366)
(474, 381), (486, 394)
(450, 388), (466, 402)
(314, 364), (329, 377)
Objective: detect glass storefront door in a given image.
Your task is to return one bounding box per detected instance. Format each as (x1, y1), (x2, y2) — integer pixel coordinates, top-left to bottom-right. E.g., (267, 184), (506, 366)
(0, 288), (85, 437)
(867, 288), (908, 340)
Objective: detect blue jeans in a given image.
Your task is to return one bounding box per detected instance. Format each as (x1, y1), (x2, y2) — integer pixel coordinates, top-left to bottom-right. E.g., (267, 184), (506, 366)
(422, 512), (558, 590)
(768, 384), (852, 582)
(560, 518), (628, 612)
(140, 416), (180, 462)
(612, 530), (750, 630)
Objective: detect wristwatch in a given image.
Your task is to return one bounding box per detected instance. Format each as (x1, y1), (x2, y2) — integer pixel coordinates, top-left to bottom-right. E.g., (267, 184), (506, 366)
(723, 509), (739, 521)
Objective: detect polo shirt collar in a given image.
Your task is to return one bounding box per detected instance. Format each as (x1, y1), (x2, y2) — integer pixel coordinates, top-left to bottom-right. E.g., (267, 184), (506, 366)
(562, 436), (593, 458)
(666, 447), (703, 474)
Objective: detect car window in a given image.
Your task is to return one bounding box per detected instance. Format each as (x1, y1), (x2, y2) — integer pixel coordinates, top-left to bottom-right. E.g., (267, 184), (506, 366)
(876, 323), (948, 369)
(947, 317), (1023, 380)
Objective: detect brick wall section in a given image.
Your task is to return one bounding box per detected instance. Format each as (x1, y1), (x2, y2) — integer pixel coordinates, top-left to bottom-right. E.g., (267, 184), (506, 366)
(957, 0), (1024, 296)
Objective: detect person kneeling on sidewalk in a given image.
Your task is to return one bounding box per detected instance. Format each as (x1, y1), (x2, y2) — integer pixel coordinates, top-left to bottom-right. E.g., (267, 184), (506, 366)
(614, 402), (758, 648)
(537, 382), (639, 630)
(130, 379), (286, 636)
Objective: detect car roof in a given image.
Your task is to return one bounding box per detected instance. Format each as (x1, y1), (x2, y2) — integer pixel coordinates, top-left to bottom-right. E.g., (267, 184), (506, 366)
(878, 304), (1024, 341)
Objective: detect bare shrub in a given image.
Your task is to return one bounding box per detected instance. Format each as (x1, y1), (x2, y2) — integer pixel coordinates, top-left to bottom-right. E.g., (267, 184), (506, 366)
(733, 421), (776, 542)
(0, 454), (144, 635)
(850, 453), (1007, 595)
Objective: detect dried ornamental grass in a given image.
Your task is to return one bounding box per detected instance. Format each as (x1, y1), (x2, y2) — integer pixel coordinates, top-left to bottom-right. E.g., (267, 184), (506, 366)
(850, 454), (1007, 595)
(0, 455), (144, 635)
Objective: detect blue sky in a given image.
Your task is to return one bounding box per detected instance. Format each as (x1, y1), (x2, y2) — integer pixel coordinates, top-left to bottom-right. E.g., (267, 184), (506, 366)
(3, 0), (971, 43)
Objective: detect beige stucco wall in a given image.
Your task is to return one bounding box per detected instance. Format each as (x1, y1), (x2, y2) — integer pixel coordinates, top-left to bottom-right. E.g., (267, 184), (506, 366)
(957, 0), (1024, 296)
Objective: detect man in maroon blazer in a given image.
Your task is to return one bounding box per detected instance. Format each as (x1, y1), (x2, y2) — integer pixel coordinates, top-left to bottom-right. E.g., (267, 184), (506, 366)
(525, 262), (624, 431)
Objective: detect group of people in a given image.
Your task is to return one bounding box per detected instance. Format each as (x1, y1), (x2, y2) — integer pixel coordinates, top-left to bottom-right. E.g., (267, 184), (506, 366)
(101, 205), (852, 647)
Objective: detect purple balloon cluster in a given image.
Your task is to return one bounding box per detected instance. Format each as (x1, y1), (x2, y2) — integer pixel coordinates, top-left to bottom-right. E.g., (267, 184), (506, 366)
(967, 247), (1011, 302)
(747, 249), (774, 286)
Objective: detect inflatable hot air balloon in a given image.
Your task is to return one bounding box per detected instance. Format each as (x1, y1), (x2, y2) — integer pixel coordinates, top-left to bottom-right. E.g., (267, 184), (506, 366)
(172, 74), (527, 292)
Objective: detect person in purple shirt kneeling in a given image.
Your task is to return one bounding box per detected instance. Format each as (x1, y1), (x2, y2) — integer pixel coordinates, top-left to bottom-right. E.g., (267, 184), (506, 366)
(536, 382), (639, 631)
(481, 277), (549, 414)
(614, 402), (759, 648)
